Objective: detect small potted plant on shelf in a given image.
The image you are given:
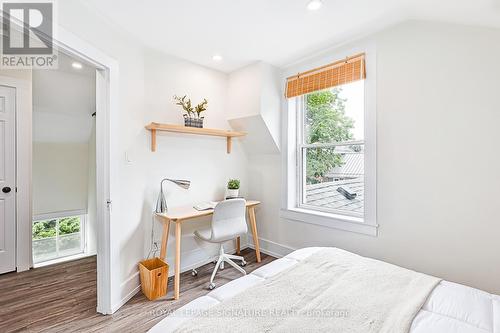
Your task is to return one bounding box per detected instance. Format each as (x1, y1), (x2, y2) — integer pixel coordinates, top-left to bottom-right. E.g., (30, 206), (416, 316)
(227, 179), (240, 198)
(173, 95), (208, 128)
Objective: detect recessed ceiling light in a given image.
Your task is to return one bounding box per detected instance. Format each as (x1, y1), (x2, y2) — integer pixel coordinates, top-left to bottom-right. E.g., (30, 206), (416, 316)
(72, 62), (83, 69)
(212, 54), (223, 62)
(307, 0), (323, 11)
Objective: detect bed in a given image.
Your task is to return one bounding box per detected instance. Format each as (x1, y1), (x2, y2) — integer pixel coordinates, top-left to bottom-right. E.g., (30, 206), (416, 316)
(149, 247), (500, 333)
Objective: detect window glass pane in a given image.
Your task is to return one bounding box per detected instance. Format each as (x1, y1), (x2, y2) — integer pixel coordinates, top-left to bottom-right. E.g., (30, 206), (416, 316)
(32, 219), (57, 263)
(58, 232), (81, 256)
(303, 142), (364, 215)
(301, 79), (365, 216)
(32, 216), (83, 264)
(58, 216), (80, 235)
(58, 216), (81, 256)
(304, 81), (364, 144)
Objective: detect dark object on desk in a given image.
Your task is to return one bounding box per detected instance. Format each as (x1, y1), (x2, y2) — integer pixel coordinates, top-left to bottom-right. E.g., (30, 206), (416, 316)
(226, 196), (244, 200)
(337, 186), (357, 200)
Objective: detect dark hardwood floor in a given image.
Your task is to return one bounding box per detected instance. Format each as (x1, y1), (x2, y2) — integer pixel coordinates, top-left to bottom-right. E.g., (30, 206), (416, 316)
(0, 249), (275, 333)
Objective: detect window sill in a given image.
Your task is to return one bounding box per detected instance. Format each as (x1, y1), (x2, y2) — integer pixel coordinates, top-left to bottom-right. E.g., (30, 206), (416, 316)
(280, 208), (378, 236)
(33, 251), (91, 268)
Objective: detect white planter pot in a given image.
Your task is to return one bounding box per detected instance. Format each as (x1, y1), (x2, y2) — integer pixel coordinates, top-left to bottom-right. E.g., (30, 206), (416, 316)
(227, 189), (239, 197)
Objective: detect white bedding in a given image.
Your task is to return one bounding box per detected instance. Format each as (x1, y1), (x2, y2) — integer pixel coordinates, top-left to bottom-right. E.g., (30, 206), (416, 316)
(149, 247), (500, 333)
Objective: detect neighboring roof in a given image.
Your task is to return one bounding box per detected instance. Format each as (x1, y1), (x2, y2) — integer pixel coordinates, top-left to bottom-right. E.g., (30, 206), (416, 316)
(325, 154), (364, 178)
(305, 178), (364, 214)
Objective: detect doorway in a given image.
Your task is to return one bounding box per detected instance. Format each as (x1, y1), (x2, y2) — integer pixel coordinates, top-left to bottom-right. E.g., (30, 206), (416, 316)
(31, 52), (97, 266)
(0, 29), (116, 314)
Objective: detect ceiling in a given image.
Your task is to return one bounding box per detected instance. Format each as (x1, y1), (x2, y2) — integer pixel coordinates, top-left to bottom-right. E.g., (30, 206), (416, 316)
(83, 0), (500, 72)
(33, 52), (96, 143)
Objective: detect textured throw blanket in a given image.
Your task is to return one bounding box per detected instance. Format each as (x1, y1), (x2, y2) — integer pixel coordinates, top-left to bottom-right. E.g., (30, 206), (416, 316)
(175, 248), (440, 333)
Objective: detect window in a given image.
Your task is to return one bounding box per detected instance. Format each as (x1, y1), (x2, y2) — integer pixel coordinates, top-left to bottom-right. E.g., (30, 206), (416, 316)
(282, 50), (376, 235)
(298, 81), (365, 217)
(32, 213), (86, 264)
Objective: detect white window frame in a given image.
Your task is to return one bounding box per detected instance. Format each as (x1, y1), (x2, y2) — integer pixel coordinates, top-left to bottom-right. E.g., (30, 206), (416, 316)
(281, 43), (377, 236)
(32, 209), (88, 264)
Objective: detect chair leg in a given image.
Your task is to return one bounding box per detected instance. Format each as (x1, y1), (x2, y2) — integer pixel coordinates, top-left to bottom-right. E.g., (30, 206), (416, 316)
(210, 256), (223, 284)
(223, 257), (246, 275)
(226, 254), (245, 262)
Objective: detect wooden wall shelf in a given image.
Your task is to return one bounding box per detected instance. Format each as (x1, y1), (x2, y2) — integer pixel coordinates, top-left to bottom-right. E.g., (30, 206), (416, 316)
(145, 122), (247, 153)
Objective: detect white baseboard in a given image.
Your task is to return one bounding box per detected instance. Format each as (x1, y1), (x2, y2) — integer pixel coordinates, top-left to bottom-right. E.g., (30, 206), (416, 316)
(247, 235), (295, 258)
(112, 271), (141, 313)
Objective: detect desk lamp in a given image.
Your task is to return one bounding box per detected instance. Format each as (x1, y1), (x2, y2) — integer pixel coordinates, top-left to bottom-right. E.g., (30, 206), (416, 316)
(155, 178), (191, 214)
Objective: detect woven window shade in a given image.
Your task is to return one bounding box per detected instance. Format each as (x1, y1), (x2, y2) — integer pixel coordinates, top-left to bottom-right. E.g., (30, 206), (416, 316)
(285, 53), (366, 99)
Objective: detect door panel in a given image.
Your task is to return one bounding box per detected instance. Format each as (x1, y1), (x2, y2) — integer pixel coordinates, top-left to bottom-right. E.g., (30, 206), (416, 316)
(0, 86), (16, 274)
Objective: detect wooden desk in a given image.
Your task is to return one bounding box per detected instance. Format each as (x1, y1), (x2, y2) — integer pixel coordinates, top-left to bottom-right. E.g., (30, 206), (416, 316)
(155, 200), (261, 300)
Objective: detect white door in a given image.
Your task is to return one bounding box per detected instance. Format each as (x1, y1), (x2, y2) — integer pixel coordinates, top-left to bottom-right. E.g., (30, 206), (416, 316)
(0, 85), (16, 274)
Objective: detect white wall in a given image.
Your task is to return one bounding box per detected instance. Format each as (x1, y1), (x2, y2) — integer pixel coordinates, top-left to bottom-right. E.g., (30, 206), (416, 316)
(227, 62), (281, 154)
(247, 21), (500, 294)
(57, 1), (248, 311)
(32, 68), (95, 144)
(141, 48), (249, 288)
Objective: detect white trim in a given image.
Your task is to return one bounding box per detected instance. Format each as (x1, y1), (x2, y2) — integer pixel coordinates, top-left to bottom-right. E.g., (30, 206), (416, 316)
(111, 284), (141, 314)
(33, 252), (94, 268)
(247, 235), (295, 258)
(48, 26), (118, 315)
(280, 208), (377, 236)
(32, 212), (87, 264)
(33, 209), (87, 221)
(281, 41), (377, 236)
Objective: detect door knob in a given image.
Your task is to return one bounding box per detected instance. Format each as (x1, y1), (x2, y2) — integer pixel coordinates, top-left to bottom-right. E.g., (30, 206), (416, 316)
(2, 187), (11, 193)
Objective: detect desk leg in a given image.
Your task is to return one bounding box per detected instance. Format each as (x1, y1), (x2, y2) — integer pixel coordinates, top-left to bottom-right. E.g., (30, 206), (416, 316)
(236, 237), (241, 255)
(174, 222), (182, 300)
(160, 220), (170, 260)
(248, 207), (261, 263)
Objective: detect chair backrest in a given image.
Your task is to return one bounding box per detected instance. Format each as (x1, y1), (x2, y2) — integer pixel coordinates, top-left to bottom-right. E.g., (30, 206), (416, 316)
(210, 199), (247, 242)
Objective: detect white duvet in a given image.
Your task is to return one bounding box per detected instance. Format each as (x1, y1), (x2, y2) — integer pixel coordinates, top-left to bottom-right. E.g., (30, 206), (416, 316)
(149, 247), (500, 333)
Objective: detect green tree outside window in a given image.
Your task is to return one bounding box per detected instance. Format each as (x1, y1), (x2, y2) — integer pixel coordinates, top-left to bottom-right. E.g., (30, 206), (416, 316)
(305, 88), (356, 184)
(33, 216), (81, 239)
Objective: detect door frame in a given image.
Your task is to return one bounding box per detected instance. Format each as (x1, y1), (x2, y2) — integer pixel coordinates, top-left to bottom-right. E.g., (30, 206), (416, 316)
(4, 25), (118, 314)
(52, 28), (118, 315)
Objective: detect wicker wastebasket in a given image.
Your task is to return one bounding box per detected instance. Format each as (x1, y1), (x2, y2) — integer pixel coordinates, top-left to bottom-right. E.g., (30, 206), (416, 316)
(138, 257), (169, 300)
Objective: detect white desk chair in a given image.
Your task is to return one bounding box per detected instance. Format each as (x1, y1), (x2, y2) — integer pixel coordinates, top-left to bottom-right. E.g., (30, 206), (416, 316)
(193, 199), (247, 290)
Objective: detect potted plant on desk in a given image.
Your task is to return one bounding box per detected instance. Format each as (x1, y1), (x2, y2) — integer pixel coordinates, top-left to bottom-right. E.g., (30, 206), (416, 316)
(227, 179), (240, 198)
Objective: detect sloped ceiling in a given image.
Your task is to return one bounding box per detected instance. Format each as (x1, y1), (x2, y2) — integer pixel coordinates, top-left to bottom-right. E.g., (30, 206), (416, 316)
(81, 0), (500, 72)
(33, 52), (96, 143)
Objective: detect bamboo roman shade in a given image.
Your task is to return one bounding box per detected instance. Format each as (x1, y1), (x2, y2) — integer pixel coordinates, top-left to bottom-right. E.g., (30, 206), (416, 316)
(285, 53), (366, 99)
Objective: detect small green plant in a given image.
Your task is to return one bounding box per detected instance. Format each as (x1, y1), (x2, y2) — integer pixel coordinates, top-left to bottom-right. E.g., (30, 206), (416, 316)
(227, 179), (240, 190)
(173, 95), (194, 117)
(174, 95), (208, 119)
(194, 98), (208, 118)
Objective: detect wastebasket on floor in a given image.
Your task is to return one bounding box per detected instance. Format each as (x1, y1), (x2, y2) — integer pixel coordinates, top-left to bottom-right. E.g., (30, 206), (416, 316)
(138, 257), (169, 300)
